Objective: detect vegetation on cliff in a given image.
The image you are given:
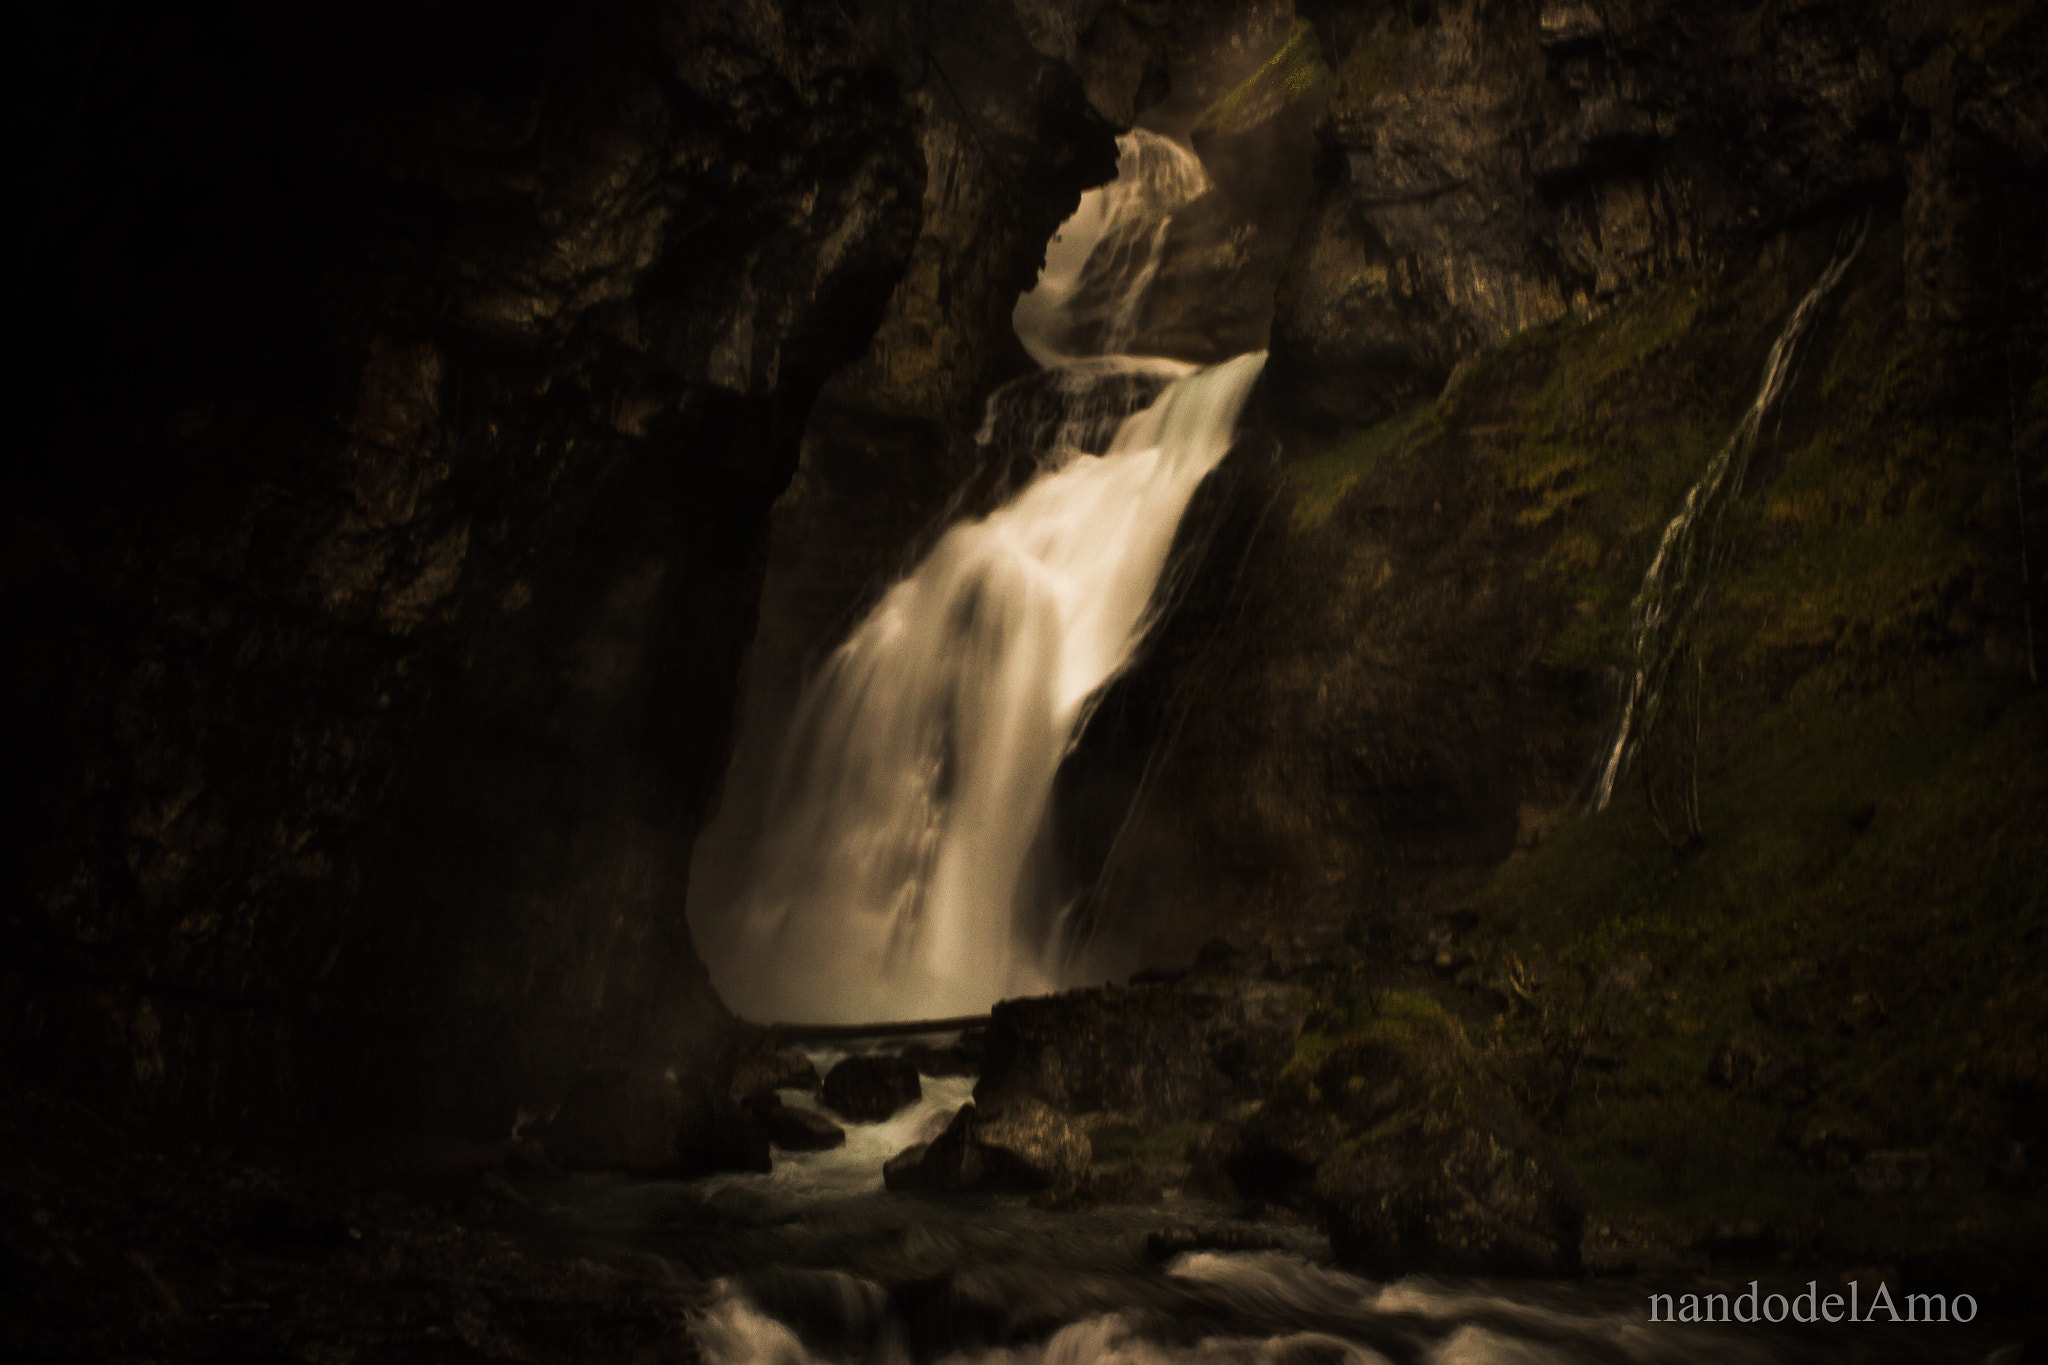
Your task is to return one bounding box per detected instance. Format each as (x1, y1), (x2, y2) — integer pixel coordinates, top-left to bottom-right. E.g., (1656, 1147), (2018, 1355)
(1259, 206), (2047, 1267)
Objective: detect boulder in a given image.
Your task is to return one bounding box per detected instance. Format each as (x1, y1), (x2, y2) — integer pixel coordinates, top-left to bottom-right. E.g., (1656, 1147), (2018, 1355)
(745, 1093), (846, 1152)
(883, 1099), (1090, 1195)
(978, 976), (1305, 1128)
(729, 1041), (823, 1102)
(821, 1054), (922, 1122)
(1224, 991), (1582, 1277)
(901, 1040), (978, 1078)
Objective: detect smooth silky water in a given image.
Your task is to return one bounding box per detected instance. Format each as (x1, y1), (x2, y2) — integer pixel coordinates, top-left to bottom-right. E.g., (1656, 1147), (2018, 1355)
(691, 130), (1259, 1025)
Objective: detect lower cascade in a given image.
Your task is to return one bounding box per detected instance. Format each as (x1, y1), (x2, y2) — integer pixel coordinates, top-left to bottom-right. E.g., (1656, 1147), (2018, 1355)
(693, 132), (1268, 1024)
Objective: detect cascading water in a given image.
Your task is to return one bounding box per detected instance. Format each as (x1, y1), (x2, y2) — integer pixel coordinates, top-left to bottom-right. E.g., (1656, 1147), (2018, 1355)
(694, 130), (1268, 1024)
(1591, 219), (1869, 812)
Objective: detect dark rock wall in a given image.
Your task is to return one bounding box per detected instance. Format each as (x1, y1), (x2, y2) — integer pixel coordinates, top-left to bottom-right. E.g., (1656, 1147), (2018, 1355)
(2, 0), (1105, 1139)
(1272, 0), (2036, 432)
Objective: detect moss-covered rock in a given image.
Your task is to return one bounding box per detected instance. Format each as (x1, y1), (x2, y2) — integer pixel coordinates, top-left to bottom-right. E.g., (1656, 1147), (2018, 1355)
(979, 975), (1309, 1129)
(1224, 989), (1583, 1276)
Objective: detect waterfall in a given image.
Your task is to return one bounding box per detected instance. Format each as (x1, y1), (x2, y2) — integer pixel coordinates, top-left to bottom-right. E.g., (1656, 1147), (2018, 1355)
(1591, 219), (1869, 812)
(695, 131), (1268, 1023)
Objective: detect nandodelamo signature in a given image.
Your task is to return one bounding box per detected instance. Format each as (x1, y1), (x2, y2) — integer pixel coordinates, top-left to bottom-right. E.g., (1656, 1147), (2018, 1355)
(1649, 1280), (1980, 1325)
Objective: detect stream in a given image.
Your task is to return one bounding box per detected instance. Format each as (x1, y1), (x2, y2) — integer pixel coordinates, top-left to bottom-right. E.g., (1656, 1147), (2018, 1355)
(535, 1040), (2021, 1365)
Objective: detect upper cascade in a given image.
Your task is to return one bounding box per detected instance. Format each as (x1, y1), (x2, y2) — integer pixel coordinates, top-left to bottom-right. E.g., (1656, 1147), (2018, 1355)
(1013, 129), (1211, 370)
(691, 130), (1267, 1023)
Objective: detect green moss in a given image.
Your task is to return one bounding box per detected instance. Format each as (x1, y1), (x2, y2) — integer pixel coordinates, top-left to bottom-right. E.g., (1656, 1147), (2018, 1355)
(1467, 666), (2048, 1248)
(1194, 20), (1330, 140)
(1285, 402), (1438, 532)
(1329, 31), (1410, 115)
(1283, 985), (1471, 1092)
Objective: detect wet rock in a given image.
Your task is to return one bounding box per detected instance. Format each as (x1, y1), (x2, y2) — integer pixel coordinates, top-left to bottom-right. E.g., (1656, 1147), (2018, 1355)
(1223, 991), (1582, 1277)
(729, 1042), (822, 1102)
(1087, 1162), (1167, 1206)
(978, 1099), (1093, 1190)
(883, 1098), (1090, 1195)
(822, 1055), (922, 1123)
(901, 1041), (978, 1079)
(978, 975), (1307, 1130)
(745, 1093), (846, 1152)
(881, 1142), (933, 1189)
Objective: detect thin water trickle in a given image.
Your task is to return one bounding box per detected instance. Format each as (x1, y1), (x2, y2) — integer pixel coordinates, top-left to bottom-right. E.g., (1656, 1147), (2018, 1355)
(693, 131), (1267, 1024)
(1592, 220), (1869, 812)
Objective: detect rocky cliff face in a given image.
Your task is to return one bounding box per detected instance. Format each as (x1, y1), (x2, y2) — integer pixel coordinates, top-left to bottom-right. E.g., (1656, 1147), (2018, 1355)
(2, 0), (1111, 1140)
(1273, 0), (2004, 430)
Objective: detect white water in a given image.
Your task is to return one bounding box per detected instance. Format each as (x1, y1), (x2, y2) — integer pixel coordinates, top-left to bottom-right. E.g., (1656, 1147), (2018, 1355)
(688, 1248), (1797, 1365)
(1591, 221), (1869, 811)
(696, 131), (1267, 1023)
(702, 1056), (975, 1201)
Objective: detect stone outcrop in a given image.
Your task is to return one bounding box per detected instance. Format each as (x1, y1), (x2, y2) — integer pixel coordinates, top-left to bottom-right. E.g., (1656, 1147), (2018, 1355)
(977, 975), (1309, 1129)
(1223, 991), (1583, 1277)
(822, 1054), (924, 1123)
(883, 1097), (1092, 1195)
(729, 1042), (824, 1104)
(744, 1092), (847, 1152)
(902, 1038), (981, 1078)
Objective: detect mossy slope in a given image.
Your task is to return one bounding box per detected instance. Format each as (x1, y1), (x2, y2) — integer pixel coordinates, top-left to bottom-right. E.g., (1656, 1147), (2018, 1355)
(1284, 212), (2048, 1262)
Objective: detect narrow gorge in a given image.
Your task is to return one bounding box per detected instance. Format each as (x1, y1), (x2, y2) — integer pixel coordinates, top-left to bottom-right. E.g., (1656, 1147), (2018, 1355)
(4, 0), (2044, 1360)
